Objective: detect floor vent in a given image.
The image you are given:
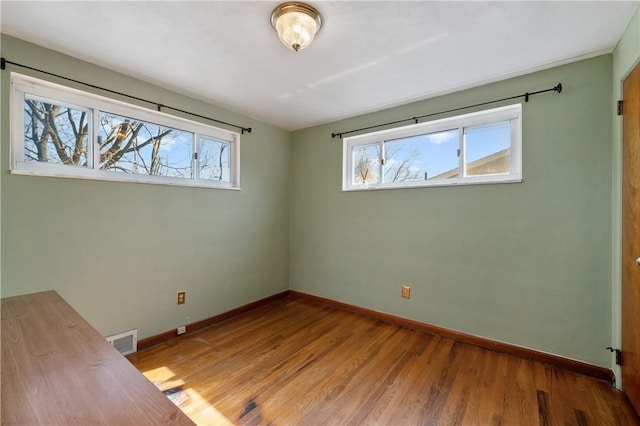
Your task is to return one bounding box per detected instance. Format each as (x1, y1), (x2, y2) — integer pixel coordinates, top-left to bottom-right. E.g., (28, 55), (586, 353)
(106, 329), (138, 355)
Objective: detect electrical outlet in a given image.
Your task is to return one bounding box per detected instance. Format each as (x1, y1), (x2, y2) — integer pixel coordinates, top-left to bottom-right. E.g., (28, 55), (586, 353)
(177, 326), (186, 335)
(176, 291), (186, 305)
(401, 285), (411, 299)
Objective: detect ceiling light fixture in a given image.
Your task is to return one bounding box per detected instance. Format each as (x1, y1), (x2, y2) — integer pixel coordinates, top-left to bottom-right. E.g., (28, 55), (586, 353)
(271, 2), (322, 52)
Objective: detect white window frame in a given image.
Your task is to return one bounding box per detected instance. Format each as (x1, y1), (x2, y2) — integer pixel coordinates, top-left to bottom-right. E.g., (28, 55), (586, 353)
(342, 104), (522, 191)
(10, 72), (240, 190)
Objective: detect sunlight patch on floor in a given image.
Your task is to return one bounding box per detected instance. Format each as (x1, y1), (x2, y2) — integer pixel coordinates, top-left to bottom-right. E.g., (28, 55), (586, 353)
(141, 365), (234, 426)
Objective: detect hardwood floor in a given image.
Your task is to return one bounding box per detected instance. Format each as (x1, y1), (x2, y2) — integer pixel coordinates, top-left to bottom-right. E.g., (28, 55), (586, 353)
(128, 296), (639, 425)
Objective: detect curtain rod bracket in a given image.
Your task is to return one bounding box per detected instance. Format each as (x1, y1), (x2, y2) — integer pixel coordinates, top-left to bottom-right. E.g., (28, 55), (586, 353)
(0, 58), (5, 70)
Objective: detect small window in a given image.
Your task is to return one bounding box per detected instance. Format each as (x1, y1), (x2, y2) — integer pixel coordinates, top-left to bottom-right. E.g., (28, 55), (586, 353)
(24, 95), (91, 168)
(343, 104), (522, 191)
(98, 111), (194, 179)
(352, 143), (381, 186)
(199, 136), (231, 182)
(11, 73), (240, 189)
(383, 128), (459, 183)
(464, 121), (511, 177)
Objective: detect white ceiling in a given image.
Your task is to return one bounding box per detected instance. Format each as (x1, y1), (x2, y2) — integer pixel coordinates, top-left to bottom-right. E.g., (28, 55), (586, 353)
(1, 1), (638, 131)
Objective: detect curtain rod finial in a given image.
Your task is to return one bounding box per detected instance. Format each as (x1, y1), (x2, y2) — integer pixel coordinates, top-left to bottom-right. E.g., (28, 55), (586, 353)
(554, 83), (562, 93)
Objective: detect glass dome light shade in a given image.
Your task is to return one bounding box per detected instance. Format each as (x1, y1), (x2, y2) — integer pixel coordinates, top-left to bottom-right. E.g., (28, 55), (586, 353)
(271, 3), (322, 52)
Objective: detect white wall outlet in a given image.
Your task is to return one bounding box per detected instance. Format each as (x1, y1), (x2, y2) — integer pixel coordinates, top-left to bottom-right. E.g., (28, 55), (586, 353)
(177, 325), (186, 335)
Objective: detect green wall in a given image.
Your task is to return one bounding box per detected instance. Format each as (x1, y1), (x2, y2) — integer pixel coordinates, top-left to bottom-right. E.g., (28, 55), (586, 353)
(611, 6), (640, 382)
(290, 55), (614, 367)
(0, 35), (291, 340)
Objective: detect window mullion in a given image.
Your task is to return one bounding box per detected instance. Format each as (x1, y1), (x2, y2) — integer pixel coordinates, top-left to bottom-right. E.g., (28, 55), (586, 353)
(194, 134), (200, 180)
(86, 109), (93, 169)
(92, 110), (100, 169)
(460, 127), (466, 178)
(380, 141), (385, 184)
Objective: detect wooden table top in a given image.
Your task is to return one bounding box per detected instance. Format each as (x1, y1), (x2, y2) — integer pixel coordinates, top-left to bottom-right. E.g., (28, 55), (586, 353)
(1, 290), (194, 425)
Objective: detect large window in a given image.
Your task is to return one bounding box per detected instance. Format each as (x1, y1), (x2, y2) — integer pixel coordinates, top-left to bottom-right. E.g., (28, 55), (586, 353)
(343, 104), (522, 190)
(11, 73), (240, 189)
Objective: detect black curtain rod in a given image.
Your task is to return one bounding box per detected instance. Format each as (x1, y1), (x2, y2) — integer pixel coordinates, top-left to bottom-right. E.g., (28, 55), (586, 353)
(1, 57), (252, 135)
(331, 82), (562, 139)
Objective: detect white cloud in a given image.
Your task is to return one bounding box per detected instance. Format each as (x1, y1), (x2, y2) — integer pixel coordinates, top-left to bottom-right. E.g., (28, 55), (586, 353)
(422, 131), (457, 145)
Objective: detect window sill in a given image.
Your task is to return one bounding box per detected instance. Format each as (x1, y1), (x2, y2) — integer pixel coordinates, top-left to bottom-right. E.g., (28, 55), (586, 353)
(342, 176), (522, 192)
(10, 165), (241, 191)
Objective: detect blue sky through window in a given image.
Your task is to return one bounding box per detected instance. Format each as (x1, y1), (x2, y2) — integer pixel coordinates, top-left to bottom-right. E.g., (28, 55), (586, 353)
(466, 121), (511, 163)
(384, 129), (459, 181)
(382, 121), (511, 182)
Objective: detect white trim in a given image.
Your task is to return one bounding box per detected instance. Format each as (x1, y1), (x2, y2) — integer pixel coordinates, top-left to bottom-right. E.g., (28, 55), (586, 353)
(10, 72), (240, 190)
(341, 176), (522, 192)
(10, 165), (241, 190)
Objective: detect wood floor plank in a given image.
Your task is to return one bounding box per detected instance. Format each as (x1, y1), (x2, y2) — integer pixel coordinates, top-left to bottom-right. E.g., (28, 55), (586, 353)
(361, 335), (432, 424)
(128, 296), (640, 425)
(365, 333), (443, 425)
(271, 319), (399, 424)
(220, 317), (371, 423)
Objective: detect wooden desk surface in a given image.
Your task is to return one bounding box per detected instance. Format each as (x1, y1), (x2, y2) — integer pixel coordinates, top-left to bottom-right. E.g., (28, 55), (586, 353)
(1, 290), (194, 425)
